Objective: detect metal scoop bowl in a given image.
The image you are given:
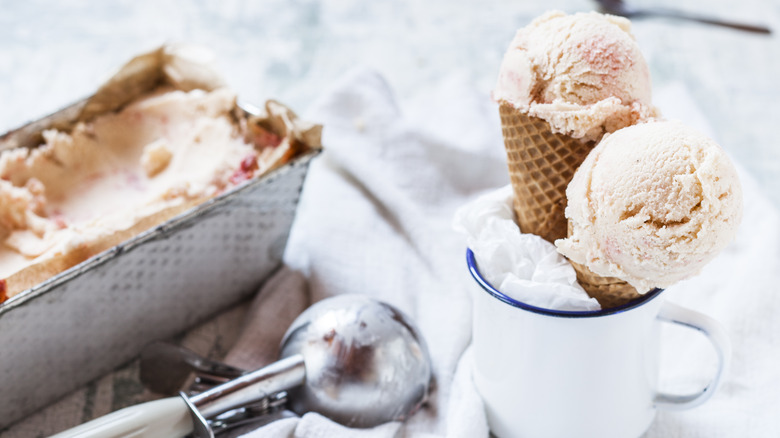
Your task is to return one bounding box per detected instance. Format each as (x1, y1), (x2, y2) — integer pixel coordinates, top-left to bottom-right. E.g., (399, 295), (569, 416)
(280, 294), (432, 426)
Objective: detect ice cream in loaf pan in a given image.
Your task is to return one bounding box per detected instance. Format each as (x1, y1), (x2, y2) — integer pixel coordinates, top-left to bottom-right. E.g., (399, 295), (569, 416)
(0, 45), (322, 302)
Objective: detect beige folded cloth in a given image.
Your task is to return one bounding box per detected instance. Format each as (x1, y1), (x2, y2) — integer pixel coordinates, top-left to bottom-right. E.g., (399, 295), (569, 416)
(224, 268), (310, 371)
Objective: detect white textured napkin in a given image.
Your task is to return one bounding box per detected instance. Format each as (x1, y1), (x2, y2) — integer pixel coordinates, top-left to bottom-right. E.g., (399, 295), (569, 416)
(234, 68), (780, 437)
(452, 185), (599, 311)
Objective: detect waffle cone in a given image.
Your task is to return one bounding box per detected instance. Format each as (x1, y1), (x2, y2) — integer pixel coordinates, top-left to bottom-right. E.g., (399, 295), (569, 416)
(499, 102), (642, 308)
(565, 222), (642, 308)
(568, 260), (642, 308)
(499, 103), (595, 243)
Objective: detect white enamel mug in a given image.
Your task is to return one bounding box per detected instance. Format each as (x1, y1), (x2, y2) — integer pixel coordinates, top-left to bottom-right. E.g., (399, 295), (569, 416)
(467, 250), (731, 438)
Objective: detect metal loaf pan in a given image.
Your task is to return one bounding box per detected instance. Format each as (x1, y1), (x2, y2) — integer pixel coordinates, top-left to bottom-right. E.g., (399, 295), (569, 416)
(0, 45), (321, 427)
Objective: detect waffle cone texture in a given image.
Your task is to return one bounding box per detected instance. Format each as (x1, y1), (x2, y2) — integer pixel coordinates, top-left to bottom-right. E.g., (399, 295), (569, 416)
(499, 103), (594, 243)
(568, 260), (642, 308)
(499, 102), (642, 308)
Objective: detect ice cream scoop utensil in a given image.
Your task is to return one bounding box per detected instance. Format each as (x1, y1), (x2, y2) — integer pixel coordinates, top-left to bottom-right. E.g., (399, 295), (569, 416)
(52, 295), (432, 437)
(596, 0), (771, 34)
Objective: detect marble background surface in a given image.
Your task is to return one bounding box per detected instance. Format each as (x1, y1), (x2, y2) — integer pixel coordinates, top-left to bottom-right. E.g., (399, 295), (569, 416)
(1, 0), (778, 205)
(0, 0), (778, 436)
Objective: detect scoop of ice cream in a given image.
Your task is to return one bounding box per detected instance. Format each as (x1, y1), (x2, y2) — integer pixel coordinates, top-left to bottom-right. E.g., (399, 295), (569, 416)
(555, 120), (742, 293)
(494, 10), (657, 141)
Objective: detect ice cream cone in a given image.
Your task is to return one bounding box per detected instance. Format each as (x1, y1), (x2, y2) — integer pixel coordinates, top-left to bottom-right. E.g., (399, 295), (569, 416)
(499, 102), (595, 243)
(563, 221), (642, 308)
(500, 102), (644, 308)
(568, 259), (642, 308)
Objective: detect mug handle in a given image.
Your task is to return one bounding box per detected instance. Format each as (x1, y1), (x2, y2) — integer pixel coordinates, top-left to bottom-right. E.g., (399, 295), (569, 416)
(654, 301), (732, 411)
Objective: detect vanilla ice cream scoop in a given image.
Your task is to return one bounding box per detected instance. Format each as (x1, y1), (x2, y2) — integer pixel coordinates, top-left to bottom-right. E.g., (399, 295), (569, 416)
(555, 121), (742, 293)
(494, 10), (657, 141)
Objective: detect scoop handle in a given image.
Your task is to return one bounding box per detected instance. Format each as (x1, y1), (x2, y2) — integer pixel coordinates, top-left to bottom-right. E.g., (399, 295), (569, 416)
(49, 397), (192, 438)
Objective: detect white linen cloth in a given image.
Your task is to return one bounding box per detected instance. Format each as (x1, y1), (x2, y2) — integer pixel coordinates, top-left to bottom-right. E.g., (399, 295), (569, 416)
(233, 68), (780, 437)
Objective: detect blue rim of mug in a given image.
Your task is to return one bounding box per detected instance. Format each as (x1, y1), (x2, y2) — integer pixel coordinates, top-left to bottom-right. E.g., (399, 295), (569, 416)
(467, 249), (664, 318)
